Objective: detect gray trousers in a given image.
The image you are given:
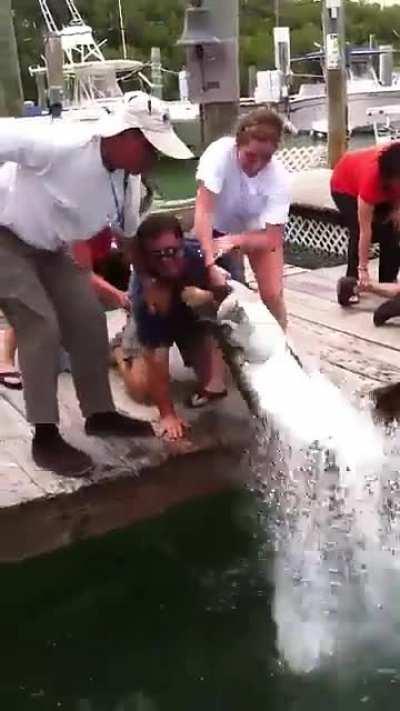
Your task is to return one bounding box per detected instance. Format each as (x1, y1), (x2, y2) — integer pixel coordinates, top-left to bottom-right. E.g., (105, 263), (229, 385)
(0, 228), (115, 424)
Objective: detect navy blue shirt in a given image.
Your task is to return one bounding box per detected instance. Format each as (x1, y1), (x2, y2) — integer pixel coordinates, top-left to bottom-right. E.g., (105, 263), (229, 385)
(129, 238), (208, 349)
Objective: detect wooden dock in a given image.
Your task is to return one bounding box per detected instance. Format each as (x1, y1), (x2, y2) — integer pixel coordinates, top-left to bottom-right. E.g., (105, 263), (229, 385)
(1, 258), (400, 562)
(284, 259), (400, 394)
(0, 311), (252, 562)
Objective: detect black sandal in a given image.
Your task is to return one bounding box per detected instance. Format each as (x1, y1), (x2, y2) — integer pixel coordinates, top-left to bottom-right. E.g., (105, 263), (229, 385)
(186, 389), (228, 408)
(0, 371), (23, 390)
(337, 277), (359, 307)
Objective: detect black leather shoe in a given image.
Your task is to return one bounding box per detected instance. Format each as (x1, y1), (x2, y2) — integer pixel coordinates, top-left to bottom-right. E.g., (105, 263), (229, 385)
(85, 411), (154, 437)
(32, 432), (93, 478)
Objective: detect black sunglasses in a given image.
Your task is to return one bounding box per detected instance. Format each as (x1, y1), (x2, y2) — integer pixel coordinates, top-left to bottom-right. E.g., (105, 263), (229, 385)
(147, 245), (184, 260)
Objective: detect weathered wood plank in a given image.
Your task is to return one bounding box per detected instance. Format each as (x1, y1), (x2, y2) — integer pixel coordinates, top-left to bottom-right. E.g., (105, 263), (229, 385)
(289, 321), (388, 395)
(285, 258), (380, 287)
(283, 260), (383, 306)
(0, 393), (31, 440)
(0, 446), (43, 506)
(285, 289), (400, 354)
(290, 316), (400, 379)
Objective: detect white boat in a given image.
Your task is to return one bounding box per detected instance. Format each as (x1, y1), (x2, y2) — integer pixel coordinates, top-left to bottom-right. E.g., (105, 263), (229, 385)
(29, 0), (202, 153)
(257, 47), (400, 134)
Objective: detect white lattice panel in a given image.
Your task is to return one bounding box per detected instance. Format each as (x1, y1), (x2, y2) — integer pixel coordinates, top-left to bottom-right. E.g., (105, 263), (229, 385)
(276, 145), (327, 173)
(286, 213), (348, 255)
(286, 213), (380, 258)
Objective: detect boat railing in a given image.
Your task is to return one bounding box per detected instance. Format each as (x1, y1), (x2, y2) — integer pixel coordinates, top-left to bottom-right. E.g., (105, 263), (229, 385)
(367, 105), (400, 145)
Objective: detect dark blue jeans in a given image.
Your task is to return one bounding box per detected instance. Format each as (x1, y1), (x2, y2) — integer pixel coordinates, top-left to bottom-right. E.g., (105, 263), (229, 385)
(332, 191), (400, 282)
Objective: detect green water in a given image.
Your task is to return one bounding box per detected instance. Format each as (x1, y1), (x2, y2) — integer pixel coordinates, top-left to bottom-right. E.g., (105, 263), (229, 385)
(155, 134), (375, 202)
(1, 490), (400, 711)
(155, 158), (198, 201)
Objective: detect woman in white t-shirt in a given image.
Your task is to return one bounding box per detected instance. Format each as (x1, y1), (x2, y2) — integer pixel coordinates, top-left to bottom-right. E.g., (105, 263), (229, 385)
(194, 108), (290, 329)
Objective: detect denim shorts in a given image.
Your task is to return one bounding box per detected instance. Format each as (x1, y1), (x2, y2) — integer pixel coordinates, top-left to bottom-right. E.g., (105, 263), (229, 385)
(120, 310), (209, 367)
(126, 272), (209, 364)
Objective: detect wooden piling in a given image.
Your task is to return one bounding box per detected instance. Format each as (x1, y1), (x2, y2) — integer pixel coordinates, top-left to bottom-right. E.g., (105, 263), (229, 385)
(0, 0), (24, 117)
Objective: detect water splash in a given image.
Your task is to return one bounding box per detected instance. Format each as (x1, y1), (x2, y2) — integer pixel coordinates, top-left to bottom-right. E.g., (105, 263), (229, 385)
(245, 350), (400, 675)
(249, 350), (384, 474)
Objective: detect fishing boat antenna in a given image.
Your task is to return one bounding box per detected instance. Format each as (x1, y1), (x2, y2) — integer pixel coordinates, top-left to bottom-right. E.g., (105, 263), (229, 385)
(117, 0), (128, 59)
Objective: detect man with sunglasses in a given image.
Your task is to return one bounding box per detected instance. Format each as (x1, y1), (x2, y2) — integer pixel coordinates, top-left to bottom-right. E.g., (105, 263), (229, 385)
(113, 214), (229, 441)
(0, 93), (193, 477)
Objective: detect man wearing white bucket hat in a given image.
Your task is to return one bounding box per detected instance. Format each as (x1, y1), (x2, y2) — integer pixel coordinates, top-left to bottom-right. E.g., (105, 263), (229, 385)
(0, 92), (193, 477)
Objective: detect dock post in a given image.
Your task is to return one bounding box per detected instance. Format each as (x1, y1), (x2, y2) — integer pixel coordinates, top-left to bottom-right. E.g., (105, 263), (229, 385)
(177, 0), (240, 149)
(151, 46), (163, 99)
(201, 0), (239, 146)
(44, 32), (63, 118)
(0, 0), (24, 117)
(379, 45), (393, 87)
(248, 65), (257, 98)
(322, 0), (347, 168)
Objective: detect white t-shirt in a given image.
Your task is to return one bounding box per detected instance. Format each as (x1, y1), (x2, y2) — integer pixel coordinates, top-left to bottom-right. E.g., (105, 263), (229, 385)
(0, 119), (141, 251)
(196, 136), (291, 233)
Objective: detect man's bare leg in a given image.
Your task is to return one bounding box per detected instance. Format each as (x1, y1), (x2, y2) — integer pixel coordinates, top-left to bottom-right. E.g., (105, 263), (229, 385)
(1, 327), (17, 370)
(190, 335), (226, 394)
(112, 345), (150, 404)
(113, 345), (189, 440)
(0, 327), (22, 388)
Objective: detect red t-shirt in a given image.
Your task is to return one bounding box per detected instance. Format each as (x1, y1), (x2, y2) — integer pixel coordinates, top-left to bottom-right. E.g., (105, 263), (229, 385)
(331, 145), (400, 205)
(88, 227), (114, 263)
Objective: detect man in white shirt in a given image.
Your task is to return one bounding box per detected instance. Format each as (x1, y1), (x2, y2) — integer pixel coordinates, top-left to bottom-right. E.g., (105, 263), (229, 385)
(0, 93), (193, 477)
(194, 108), (290, 329)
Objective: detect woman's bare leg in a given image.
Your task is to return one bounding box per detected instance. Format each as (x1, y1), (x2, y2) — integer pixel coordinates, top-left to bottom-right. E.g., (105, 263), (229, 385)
(248, 245), (287, 330)
(113, 345), (151, 403)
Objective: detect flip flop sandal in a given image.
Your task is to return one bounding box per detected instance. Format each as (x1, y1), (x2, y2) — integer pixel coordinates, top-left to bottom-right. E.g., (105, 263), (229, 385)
(337, 276), (359, 307)
(0, 371), (23, 390)
(186, 389), (228, 408)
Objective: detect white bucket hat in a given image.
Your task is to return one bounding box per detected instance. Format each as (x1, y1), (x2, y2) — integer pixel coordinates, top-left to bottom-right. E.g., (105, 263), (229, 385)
(97, 92), (194, 160)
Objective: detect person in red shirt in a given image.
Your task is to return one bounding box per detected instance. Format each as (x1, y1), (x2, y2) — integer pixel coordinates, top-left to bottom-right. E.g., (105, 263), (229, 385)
(331, 143), (400, 313)
(72, 227), (131, 309)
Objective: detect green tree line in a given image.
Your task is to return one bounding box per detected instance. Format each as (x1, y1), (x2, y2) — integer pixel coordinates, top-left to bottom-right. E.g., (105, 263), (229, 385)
(13, 0), (400, 102)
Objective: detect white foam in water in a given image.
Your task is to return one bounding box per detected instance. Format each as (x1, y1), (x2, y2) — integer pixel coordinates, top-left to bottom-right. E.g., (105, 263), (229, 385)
(245, 347), (400, 674)
(218, 288), (400, 674)
(249, 350), (384, 474)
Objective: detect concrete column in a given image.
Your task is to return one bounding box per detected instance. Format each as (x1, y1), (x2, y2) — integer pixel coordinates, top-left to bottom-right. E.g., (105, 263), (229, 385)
(0, 0), (24, 117)
(201, 0), (240, 146)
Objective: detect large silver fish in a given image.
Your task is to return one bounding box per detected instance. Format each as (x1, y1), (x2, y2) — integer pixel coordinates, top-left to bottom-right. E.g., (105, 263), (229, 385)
(213, 282), (302, 417)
